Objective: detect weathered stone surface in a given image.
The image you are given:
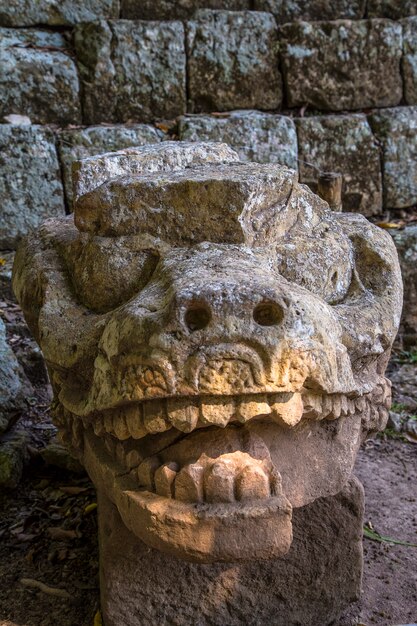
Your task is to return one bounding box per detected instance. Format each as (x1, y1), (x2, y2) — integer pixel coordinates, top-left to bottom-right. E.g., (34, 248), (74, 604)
(403, 17), (417, 105)
(368, 0), (417, 19)
(0, 319), (28, 434)
(99, 477), (364, 626)
(40, 438), (85, 474)
(75, 20), (186, 124)
(0, 429), (30, 488)
(13, 142), (401, 568)
(254, 0), (365, 21)
(0, 125), (65, 249)
(121, 0), (250, 20)
(369, 107), (417, 209)
(0, 0), (119, 27)
(58, 125), (165, 209)
(12, 141), (402, 623)
(280, 20), (403, 111)
(187, 10), (282, 112)
(390, 226), (417, 345)
(178, 111), (298, 169)
(72, 140), (239, 205)
(0, 28), (81, 125)
(297, 114), (382, 216)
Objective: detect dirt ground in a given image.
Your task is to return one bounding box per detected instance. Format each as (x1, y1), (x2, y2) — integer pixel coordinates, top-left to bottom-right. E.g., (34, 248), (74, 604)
(0, 262), (416, 626)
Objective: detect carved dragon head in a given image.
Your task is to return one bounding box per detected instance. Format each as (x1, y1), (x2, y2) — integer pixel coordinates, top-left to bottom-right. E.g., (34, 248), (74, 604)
(13, 142), (402, 562)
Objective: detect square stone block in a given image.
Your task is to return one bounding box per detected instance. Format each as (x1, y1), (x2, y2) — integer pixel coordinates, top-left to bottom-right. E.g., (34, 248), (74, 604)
(0, 125), (65, 249)
(280, 20), (403, 111)
(297, 114), (382, 216)
(58, 124), (165, 209)
(403, 17), (417, 105)
(0, 29), (81, 125)
(179, 110), (298, 169)
(254, 0), (366, 22)
(369, 106), (417, 210)
(187, 10), (282, 112)
(121, 0), (250, 20)
(0, 0), (119, 27)
(75, 20), (186, 124)
(99, 477), (364, 626)
(368, 0), (417, 19)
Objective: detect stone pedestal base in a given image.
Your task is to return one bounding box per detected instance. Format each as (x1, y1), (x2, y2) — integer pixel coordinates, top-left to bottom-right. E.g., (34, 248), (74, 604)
(99, 477), (364, 626)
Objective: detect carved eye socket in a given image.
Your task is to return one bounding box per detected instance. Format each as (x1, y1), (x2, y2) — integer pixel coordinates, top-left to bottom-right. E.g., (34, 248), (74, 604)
(253, 302), (283, 326)
(184, 303), (211, 331)
(275, 231), (354, 305)
(63, 237), (160, 313)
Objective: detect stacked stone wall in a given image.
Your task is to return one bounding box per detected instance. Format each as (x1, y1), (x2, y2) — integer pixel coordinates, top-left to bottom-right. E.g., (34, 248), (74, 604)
(1, 1), (417, 249)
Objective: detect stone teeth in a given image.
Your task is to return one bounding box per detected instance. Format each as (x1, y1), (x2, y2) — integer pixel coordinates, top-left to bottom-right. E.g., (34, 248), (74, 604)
(93, 415), (106, 437)
(154, 462), (179, 498)
(200, 397), (236, 427)
(125, 405), (147, 439)
(331, 395), (342, 419)
(174, 462), (204, 503)
(104, 435), (115, 457)
(355, 396), (367, 413)
(270, 392), (303, 426)
(204, 458), (236, 503)
(143, 399), (171, 434)
(321, 395), (333, 419)
(137, 456), (160, 491)
(167, 398), (199, 432)
(113, 410), (131, 440)
(236, 395), (271, 423)
(236, 464), (270, 502)
(125, 449), (142, 470)
(104, 412), (114, 434)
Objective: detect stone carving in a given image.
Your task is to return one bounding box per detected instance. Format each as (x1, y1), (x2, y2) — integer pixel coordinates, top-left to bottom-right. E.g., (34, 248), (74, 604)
(13, 142), (402, 621)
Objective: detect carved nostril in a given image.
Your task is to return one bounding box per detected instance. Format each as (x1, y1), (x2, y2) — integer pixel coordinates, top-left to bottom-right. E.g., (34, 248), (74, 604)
(184, 303), (211, 331)
(253, 301), (283, 327)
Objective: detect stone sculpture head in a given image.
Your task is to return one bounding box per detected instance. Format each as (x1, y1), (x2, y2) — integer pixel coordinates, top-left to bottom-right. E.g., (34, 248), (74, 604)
(13, 142), (402, 563)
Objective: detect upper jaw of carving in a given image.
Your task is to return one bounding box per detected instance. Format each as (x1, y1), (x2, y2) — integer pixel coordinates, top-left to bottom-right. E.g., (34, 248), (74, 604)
(77, 388), (371, 442)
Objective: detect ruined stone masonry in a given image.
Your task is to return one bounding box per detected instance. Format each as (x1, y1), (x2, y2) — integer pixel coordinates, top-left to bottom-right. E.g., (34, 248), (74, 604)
(1, 5), (417, 242)
(12, 142), (403, 624)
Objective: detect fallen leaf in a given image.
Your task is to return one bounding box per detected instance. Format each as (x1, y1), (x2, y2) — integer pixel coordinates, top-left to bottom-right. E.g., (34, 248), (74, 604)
(84, 502), (97, 515)
(47, 527), (79, 541)
(59, 486), (89, 495)
(93, 610), (103, 626)
(376, 221), (404, 229)
(20, 578), (71, 599)
(363, 524), (417, 547)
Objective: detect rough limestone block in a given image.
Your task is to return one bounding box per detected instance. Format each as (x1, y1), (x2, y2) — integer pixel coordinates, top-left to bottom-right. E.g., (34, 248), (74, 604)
(0, 125), (65, 249)
(178, 111), (298, 169)
(99, 478), (364, 626)
(368, 0), (417, 19)
(254, 0), (366, 22)
(121, 0), (250, 20)
(74, 20), (186, 124)
(0, 29), (81, 125)
(0, 0), (119, 27)
(296, 114), (382, 216)
(0, 319), (28, 434)
(58, 125), (165, 209)
(369, 107), (417, 210)
(403, 17), (417, 105)
(280, 20), (403, 111)
(187, 10), (282, 112)
(390, 226), (417, 343)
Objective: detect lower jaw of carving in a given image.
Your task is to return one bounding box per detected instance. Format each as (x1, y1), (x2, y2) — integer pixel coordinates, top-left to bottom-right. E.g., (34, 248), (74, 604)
(82, 424), (293, 563)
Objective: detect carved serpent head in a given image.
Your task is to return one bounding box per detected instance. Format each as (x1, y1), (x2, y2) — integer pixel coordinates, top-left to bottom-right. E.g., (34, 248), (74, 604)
(13, 142), (402, 562)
